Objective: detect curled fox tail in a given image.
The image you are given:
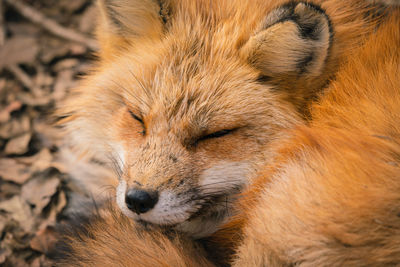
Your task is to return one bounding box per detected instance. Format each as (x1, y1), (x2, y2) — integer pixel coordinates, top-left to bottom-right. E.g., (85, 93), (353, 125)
(50, 202), (215, 267)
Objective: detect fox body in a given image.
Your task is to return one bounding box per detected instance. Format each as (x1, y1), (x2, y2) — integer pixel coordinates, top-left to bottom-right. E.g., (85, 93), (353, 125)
(54, 7), (400, 266)
(60, 0), (387, 238)
(227, 10), (400, 266)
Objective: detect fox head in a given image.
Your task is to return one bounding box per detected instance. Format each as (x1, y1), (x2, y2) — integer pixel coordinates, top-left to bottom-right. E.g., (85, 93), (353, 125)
(61, 0), (377, 237)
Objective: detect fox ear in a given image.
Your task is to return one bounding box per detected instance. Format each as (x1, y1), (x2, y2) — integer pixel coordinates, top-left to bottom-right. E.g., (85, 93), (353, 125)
(242, 2), (332, 79)
(97, 0), (169, 52)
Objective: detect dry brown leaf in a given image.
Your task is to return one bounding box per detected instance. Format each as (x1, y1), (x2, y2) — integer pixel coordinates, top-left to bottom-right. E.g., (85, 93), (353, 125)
(48, 159), (68, 173)
(45, 190), (67, 226)
(55, 190), (67, 213)
(79, 5), (97, 33)
(30, 257), (41, 267)
(4, 132), (31, 155)
(0, 215), (6, 233)
(21, 176), (60, 215)
(0, 196), (34, 232)
(52, 69), (75, 101)
(34, 72), (53, 89)
(0, 182), (21, 200)
(17, 92), (52, 107)
(59, 0), (87, 13)
(0, 36), (39, 69)
(0, 248), (12, 264)
(0, 101), (22, 124)
(53, 59), (79, 72)
(0, 158), (31, 184)
(3, 255), (29, 267)
(39, 38), (70, 63)
(69, 43), (87, 55)
(0, 116), (30, 139)
(30, 255), (52, 267)
(18, 148), (53, 173)
(33, 121), (63, 148)
(29, 226), (57, 254)
(7, 22), (41, 36)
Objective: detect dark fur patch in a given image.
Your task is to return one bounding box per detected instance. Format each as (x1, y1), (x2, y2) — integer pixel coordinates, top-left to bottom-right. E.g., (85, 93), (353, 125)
(295, 2), (332, 41)
(264, 1), (333, 42)
(297, 52), (315, 74)
(169, 154), (178, 163)
(157, 0), (170, 25)
(256, 74), (272, 83)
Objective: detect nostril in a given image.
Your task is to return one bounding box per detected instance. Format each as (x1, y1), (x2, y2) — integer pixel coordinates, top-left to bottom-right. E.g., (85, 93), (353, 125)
(125, 188), (158, 214)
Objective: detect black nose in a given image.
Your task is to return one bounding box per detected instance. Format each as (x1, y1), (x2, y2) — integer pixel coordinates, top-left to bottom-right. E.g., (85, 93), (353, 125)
(125, 188), (158, 214)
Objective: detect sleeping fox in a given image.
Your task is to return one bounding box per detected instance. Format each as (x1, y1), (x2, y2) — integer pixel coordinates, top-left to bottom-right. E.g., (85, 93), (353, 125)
(54, 6), (400, 266)
(60, 0), (388, 239)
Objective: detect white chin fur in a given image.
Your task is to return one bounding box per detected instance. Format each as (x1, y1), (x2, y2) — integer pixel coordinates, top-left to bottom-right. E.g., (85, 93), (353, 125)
(140, 191), (199, 224)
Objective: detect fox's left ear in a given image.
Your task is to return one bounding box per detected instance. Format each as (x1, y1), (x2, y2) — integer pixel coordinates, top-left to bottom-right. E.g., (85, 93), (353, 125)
(242, 2), (332, 79)
(96, 0), (169, 54)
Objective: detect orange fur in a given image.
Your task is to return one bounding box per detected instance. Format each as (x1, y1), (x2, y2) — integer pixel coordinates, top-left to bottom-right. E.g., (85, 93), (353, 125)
(59, 0), (389, 238)
(54, 0), (400, 266)
(53, 204), (214, 267)
(227, 10), (400, 266)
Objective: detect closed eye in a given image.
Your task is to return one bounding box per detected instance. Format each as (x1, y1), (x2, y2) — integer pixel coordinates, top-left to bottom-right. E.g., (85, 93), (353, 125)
(128, 110), (146, 135)
(197, 129), (235, 143)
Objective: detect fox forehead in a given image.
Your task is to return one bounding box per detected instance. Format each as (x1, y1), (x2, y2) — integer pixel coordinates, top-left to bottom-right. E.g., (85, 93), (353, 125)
(106, 39), (278, 133)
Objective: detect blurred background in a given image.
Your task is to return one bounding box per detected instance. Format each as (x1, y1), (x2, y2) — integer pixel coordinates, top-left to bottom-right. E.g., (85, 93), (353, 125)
(0, 0), (100, 266)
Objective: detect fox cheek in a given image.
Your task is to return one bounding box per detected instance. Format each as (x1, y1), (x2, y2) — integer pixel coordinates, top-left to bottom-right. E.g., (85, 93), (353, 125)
(199, 161), (253, 194)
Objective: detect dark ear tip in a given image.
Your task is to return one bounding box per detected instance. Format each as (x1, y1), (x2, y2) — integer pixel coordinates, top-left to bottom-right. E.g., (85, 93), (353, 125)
(294, 2), (332, 32)
(263, 1), (332, 38)
(294, 2), (327, 14)
(243, 1), (333, 79)
(98, 0), (168, 39)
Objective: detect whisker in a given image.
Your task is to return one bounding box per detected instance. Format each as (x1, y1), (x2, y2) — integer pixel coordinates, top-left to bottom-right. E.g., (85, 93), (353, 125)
(110, 78), (148, 108)
(97, 184), (117, 198)
(197, 179), (245, 189)
(128, 69), (152, 99)
(107, 155), (123, 181)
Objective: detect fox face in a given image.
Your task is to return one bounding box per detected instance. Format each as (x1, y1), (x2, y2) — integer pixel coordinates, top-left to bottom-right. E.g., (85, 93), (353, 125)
(109, 33), (305, 236)
(60, 0), (377, 237)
